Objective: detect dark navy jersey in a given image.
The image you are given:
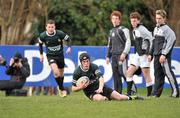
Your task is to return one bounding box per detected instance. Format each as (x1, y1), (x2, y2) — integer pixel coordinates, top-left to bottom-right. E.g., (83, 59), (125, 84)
(38, 30), (71, 56)
(72, 63), (103, 95)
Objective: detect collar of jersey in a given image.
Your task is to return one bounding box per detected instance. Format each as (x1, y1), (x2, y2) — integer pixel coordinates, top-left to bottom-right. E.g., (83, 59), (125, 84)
(114, 25), (120, 28)
(156, 23), (166, 28)
(46, 30), (56, 36)
(80, 65), (89, 72)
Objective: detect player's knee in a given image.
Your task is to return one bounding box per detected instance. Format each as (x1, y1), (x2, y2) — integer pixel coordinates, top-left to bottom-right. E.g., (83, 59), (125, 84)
(127, 69), (134, 76)
(93, 97), (106, 101)
(111, 91), (128, 100)
(126, 71), (133, 77)
(92, 94), (107, 101)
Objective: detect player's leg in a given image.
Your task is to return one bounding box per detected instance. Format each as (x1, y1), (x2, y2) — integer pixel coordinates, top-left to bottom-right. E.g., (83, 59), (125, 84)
(111, 91), (144, 101)
(140, 55), (152, 96)
(91, 86), (125, 101)
(141, 67), (153, 96)
(102, 85), (140, 101)
(120, 58), (137, 94)
(140, 55), (153, 96)
(50, 56), (68, 97)
(112, 55), (123, 94)
(50, 63), (66, 97)
(110, 90), (144, 100)
(162, 57), (179, 97)
(126, 65), (137, 95)
(50, 63), (61, 86)
(58, 68), (65, 90)
(126, 53), (140, 95)
(58, 68), (68, 97)
(110, 90), (129, 100)
(153, 55), (165, 97)
(92, 94), (108, 101)
(118, 57), (128, 93)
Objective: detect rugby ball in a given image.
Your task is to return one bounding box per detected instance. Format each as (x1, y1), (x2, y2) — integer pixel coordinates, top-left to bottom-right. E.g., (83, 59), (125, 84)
(76, 76), (89, 86)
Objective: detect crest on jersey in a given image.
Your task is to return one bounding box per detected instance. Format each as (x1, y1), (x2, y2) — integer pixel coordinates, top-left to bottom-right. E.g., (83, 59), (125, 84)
(112, 32), (115, 37)
(50, 59), (55, 63)
(58, 39), (61, 42)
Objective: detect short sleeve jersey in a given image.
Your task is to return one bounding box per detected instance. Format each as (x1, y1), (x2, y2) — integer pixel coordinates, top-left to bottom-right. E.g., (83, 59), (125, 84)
(39, 30), (69, 56)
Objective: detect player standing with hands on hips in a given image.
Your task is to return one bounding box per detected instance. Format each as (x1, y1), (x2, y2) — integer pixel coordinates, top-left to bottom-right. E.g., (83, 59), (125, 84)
(38, 19), (71, 97)
(148, 10), (179, 98)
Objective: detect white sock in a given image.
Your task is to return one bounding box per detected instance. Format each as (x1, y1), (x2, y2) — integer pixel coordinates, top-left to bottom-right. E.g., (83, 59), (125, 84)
(146, 81), (153, 87)
(126, 77), (133, 82)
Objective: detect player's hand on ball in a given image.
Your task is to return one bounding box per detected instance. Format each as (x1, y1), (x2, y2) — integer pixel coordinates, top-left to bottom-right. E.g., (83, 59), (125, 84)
(76, 76), (89, 89)
(79, 81), (89, 89)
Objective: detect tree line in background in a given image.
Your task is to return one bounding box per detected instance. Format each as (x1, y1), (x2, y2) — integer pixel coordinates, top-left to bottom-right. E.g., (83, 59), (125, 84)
(0, 0), (179, 46)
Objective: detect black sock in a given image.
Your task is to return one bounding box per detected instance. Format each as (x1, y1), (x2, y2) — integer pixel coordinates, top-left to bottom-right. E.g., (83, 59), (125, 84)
(147, 85), (152, 96)
(127, 81), (133, 95)
(128, 96), (132, 100)
(55, 76), (64, 91)
(132, 81), (137, 93)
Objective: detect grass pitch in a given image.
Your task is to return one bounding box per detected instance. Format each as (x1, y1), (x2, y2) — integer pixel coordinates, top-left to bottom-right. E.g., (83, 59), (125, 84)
(0, 88), (179, 118)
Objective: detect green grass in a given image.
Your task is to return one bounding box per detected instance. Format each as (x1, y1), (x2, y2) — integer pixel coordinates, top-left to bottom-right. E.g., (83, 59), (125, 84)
(0, 89), (180, 118)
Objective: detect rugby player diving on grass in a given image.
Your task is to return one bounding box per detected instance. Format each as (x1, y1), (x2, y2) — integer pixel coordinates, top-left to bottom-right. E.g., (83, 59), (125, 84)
(72, 53), (143, 101)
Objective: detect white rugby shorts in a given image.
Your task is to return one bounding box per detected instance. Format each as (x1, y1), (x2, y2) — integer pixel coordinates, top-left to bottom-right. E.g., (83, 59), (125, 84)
(129, 53), (150, 68)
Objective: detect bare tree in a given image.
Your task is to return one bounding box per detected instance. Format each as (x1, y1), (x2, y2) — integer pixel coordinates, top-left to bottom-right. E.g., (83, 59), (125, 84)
(0, 0), (49, 44)
(169, 0), (180, 45)
(142, 0), (180, 45)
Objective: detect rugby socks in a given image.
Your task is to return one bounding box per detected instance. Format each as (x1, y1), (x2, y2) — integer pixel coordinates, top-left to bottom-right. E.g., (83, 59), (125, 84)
(146, 82), (153, 96)
(147, 86), (152, 96)
(127, 81), (133, 95)
(128, 95), (144, 100)
(126, 77), (133, 95)
(55, 76), (64, 90)
(128, 96), (132, 100)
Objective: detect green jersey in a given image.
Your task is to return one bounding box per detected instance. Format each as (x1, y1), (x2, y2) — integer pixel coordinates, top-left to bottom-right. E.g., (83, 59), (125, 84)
(73, 63), (103, 95)
(39, 30), (71, 56)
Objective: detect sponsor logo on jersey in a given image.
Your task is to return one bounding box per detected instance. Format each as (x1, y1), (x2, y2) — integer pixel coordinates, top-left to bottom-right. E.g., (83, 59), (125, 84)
(50, 59), (55, 63)
(112, 32), (115, 37)
(48, 45), (61, 51)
